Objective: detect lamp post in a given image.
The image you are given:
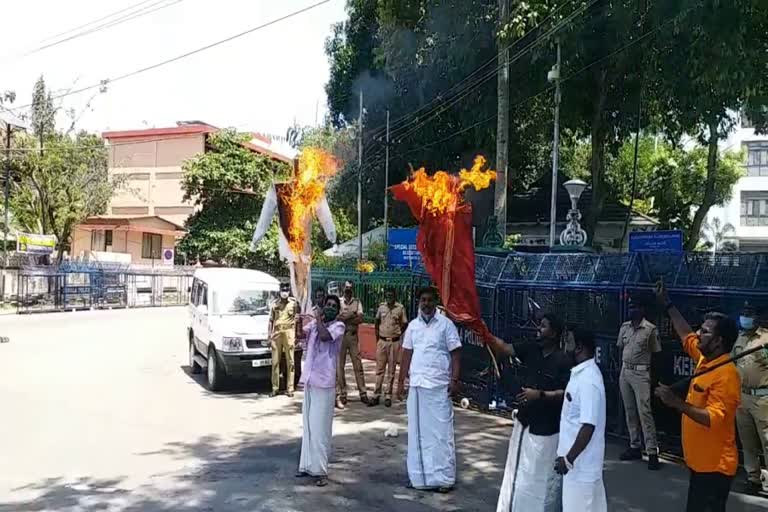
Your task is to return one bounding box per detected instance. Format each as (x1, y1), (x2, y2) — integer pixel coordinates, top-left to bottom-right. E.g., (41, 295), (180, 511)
(1, 114), (28, 302)
(559, 179), (588, 247)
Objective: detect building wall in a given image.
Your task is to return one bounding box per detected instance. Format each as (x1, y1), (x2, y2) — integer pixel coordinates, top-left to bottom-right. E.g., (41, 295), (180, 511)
(108, 134), (204, 227)
(70, 227), (175, 266)
(708, 120), (768, 250)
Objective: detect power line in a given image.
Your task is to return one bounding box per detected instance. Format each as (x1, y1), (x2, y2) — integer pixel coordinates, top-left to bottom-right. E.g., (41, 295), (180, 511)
(26, 0), (186, 56)
(7, 0), (332, 114)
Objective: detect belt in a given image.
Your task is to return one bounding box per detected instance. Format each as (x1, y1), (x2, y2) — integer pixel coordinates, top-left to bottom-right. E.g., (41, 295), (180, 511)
(379, 336), (400, 342)
(623, 363), (650, 371)
(742, 387), (768, 397)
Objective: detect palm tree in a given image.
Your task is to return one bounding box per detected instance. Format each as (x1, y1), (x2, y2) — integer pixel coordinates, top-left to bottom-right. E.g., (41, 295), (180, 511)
(700, 217), (736, 256)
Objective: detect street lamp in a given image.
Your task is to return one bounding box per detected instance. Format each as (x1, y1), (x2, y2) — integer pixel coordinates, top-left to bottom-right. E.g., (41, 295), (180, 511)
(559, 179), (588, 247)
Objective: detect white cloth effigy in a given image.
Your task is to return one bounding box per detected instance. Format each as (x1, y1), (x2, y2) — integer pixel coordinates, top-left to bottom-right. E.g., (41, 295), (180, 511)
(406, 385), (456, 488)
(298, 385), (335, 476)
(497, 412), (562, 512)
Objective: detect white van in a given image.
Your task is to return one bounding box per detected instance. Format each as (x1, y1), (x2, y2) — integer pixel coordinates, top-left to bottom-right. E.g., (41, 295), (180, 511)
(187, 268), (302, 391)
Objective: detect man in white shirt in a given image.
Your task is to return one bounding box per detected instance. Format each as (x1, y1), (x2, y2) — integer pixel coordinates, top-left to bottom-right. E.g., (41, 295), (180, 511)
(555, 329), (607, 512)
(397, 286), (462, 493)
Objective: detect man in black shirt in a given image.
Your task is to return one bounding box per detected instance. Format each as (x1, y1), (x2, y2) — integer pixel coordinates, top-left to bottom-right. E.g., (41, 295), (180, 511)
(490, 314), (572, 512)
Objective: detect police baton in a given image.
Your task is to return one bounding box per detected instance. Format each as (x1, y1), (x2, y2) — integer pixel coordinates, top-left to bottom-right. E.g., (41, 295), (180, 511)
(668, 340), (768, 397)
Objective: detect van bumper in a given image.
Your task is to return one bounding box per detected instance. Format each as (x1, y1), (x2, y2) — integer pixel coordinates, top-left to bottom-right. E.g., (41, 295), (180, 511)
(218, 350), (303, 380)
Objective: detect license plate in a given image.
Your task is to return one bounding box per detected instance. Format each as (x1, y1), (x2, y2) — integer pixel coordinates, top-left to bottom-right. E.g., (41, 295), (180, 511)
(252, 359), (271, 368)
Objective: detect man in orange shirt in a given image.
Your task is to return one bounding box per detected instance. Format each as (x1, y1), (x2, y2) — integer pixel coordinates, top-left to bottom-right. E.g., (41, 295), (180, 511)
(654, 282), (741, 512)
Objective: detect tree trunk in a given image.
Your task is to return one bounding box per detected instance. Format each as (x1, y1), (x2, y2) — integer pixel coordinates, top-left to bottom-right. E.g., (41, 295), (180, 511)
(684, 119), (719, 251)
(584, 70), (609, 245)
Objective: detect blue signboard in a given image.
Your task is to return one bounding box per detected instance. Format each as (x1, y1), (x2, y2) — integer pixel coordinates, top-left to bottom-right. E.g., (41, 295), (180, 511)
(628, 230), (683, 253)
(387, 228), (421, 269)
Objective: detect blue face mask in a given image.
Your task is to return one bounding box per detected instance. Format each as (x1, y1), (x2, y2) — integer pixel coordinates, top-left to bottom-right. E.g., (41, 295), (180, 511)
(740, 316), (755, 331)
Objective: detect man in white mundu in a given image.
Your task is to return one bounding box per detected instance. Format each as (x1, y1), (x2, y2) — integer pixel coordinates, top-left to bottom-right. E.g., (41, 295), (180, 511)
(397, 286), (462, 492)
(555, 329), (607, 512)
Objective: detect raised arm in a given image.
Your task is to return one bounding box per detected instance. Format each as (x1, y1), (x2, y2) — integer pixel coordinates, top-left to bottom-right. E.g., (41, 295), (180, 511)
(656, 281), (695, 343)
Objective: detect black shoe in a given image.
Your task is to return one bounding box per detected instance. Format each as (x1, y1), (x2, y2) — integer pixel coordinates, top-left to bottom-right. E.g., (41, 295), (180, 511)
(269, 391), (279, 398)
(286, 392), (294, 398)
(746, 481), (763, 495)
(368, 397), (380, 407)
(384, 398), (392, 407)
(340, 396), (348, 405)
(295, 471), (309, 478)
(648, 453), (660, 470)
(360, 394), (370, 405)
(316, 477), (328, 487)
(619, 448), (642, 461)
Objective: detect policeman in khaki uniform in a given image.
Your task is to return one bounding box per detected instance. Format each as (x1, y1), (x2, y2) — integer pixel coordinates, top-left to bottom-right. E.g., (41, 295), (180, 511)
(336, 281), (369, 409)
(733, 302), (768, 495)
(369, 288), (408, 407)
(269, 282), (299, 398)
(617, 299), (662, 470)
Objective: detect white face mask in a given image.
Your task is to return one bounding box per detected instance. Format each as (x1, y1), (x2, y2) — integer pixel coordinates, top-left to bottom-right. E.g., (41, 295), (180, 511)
(280, 291), (289, 299)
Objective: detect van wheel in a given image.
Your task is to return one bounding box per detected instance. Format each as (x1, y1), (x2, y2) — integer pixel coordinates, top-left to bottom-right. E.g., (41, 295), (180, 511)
(207, 346), (227, 391)
(189, 341), (202, 374)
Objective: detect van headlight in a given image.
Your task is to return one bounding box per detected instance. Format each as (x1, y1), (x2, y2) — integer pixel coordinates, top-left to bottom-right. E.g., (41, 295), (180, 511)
(221, 337), (243, 352)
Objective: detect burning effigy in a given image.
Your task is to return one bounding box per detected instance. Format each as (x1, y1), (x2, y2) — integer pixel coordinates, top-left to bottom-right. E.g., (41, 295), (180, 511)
(251, 147), (338, 312)
(390, 155), (496, 341)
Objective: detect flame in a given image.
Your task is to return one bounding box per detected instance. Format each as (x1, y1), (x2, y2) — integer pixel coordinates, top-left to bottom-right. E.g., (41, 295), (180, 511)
(402, 155), (496, 215)
(283, 147), (338, 254)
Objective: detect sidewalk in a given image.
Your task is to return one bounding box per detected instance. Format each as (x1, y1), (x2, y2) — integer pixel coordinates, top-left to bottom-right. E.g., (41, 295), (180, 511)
(334, 360), (765, 511)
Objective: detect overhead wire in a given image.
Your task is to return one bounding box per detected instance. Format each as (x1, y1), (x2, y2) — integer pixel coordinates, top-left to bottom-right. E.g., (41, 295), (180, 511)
(6, 0), (333, 114)
(25, 0), (186, 56)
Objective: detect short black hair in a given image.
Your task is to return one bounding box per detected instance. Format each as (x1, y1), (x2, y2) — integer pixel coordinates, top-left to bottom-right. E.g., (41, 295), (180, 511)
(541, 313), (564, 339)
(325, 294), (341, 310)
(704, 312), (739, 352)
(314, 287), (326, 295)
(279, 282), (290, 291)
(384, 287), (397, 296)
(573, 329), (596, 354)
(417, 286), (438, 300)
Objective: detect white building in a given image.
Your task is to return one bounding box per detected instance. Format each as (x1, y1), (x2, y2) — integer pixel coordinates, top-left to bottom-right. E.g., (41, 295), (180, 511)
(708, 114), (768, 252)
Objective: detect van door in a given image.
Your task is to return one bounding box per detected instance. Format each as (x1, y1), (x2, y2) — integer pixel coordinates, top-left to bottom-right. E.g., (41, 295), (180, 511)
(198, 283), (210, 351)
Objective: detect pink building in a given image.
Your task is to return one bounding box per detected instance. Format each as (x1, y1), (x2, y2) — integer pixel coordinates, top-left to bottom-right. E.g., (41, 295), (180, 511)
(71, 122), (293, 265)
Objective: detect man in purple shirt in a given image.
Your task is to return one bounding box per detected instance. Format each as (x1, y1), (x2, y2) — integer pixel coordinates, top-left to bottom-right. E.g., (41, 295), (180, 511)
(296, 294), (345, 487)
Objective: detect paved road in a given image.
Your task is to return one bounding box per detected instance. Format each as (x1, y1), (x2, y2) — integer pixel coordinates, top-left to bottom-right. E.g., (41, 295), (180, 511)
(0, 308), (764, 511)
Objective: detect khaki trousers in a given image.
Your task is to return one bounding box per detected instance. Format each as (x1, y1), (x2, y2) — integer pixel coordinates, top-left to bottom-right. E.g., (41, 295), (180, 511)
(619, 367), (658, 452)
(735, 393), (768, 484)
(373, 339), (401, 400)
(271, 329), (295, 393)
(337, 331), (367, 399)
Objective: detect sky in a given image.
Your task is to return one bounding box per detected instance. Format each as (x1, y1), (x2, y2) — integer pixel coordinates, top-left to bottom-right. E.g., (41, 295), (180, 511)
(0, 0), (347, 137)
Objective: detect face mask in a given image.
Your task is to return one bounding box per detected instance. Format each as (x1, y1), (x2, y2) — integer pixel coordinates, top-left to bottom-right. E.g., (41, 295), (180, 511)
(629, 308), (642, 320)
(323, 306), (338, 322)
(740, 316), (754, 330)
(280, 291), (289, 299)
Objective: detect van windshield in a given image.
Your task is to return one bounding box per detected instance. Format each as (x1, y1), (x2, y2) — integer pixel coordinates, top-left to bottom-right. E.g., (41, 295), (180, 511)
(212, 288), (277, 315)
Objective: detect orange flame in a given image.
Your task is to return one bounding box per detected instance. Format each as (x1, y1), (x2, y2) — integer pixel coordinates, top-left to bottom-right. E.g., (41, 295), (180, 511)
(283, 147), (338, 254)
(402, 155), (496, 215)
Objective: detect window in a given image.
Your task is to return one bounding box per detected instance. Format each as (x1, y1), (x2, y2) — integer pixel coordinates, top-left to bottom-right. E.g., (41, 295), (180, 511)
(90, 230), (112, 251)
(741, 191), (768, 226)
(191, 279), (200, 306)
(141, 232), (162, 259)
(746, 142), (768, 177)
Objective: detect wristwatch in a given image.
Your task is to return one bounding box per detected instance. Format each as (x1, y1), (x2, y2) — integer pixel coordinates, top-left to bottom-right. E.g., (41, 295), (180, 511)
(564, 456), (574, 471)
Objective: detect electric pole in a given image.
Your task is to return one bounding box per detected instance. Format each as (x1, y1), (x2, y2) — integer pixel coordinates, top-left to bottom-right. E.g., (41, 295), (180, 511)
(3, 123), (12, 302)
(548, 41), (562, 248)
(494, 0), (510, 239)
(357, 91), (364, 260)
(383, 110), (390, 251)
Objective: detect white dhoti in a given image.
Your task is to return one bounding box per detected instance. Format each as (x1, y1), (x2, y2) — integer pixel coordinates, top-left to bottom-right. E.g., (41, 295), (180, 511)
(298, 385), (335, 476)
(562, 475), (606, 512)
(407, 386), (456, 488)
(497, 415), (562, 512)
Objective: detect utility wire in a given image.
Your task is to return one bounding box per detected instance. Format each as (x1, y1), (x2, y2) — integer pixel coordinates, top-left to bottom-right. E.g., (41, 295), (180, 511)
(26, 0), (186, 56)
(7, 0), (332, 113)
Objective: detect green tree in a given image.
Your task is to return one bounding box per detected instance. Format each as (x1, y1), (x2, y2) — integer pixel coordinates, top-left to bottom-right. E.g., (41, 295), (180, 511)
(700, 217), (736, 256)
(30, 76), (56, 143)
(649, 0), (768, 249)
(11, 131), (113, 262)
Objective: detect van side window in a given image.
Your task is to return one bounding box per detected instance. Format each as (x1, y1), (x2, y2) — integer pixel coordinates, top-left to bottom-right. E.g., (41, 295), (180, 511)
(191, 279), (199, 306)
(201, 284), (208, 307)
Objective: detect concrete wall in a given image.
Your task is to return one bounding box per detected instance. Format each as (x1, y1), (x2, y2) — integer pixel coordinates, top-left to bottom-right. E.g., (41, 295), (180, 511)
(109, 135), (204, 227)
